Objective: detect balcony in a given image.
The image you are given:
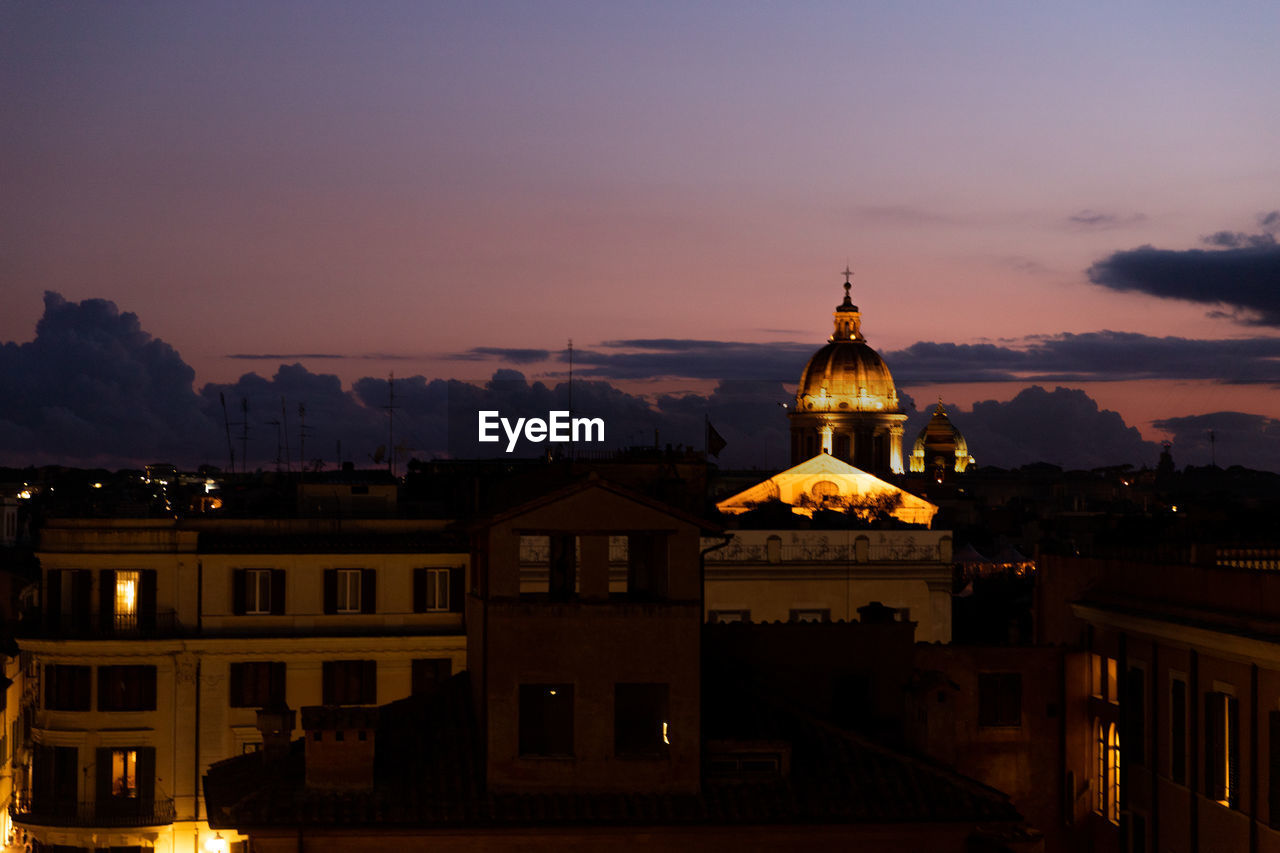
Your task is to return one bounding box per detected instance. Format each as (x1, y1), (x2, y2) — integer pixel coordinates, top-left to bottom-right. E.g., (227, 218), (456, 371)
(18, 608), (183, 640)
(11, 796), (177, 828)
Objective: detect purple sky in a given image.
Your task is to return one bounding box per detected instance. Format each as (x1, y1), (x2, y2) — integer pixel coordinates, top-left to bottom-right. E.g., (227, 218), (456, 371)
(5, 2), (1280, 469)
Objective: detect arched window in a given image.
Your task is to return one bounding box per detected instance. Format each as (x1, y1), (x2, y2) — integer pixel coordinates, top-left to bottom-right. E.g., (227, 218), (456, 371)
(1095, 719), (1121, 824)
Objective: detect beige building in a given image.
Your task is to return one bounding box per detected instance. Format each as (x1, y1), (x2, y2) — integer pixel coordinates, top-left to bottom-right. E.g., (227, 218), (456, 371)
(15, 517), (467, 853)
(704, 528), (954, 642)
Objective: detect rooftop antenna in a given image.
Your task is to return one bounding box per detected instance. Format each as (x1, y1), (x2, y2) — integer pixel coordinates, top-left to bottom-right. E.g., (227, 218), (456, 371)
(280, 396), (292, 475)
(264, 411), (283, 473)
(383, 373), (397, 477)
(237, 398), (250, 474)
(297, 403), (314, 475)
(219, 392), (236, 474)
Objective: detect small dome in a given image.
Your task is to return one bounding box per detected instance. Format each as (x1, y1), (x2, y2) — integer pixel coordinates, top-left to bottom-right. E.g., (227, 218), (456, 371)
(910, 400), (973, 474)
(796, 341), (901, 413)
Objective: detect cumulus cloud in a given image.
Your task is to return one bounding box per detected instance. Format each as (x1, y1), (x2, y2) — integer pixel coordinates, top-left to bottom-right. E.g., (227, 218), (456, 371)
(0, 292), (219, 466)
(922, 386), (1161, 471)
(1087, 212), (1280, 325)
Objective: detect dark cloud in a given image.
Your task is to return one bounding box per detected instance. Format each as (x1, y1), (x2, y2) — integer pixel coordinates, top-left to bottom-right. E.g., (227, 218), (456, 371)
(918, 386), (1160, 471)
(1087, 215), (1280, 325)
(0, 293), (219, 466)
(5, 293), (1280, 473)
(1151, 411), (1280, 471)
(445, 347), (552, 365)
(1067, 210), (1145, 229)
(228, 352), (420, 361)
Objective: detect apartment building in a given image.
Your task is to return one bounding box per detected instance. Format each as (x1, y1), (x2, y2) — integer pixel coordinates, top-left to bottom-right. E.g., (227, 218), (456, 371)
(15, 517), (467, 853)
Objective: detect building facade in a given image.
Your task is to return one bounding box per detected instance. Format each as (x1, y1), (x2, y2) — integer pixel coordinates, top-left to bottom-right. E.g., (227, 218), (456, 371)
(15, 517), (467, 853)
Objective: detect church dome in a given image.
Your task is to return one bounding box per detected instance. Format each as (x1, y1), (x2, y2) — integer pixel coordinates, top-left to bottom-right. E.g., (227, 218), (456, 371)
(796, 341), (901, 413)
(794, 276), (901, 414)
(909, 399), (973, 475)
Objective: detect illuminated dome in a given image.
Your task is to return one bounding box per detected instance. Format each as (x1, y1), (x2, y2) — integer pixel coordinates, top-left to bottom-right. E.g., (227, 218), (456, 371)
(910, 399), (974, 478)
(796, 343), (901, 414)
(788, 272), (907, 475)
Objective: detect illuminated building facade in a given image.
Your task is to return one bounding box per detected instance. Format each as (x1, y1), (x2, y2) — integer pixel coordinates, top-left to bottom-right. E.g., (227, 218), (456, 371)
(789, 273), (908, 476)
(16, 517), (467, 853)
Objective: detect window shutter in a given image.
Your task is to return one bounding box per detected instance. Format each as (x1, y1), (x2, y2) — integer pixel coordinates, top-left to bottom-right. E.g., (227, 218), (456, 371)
(137, 747), (156, 806)
(1206, 693), (1226, 800)
(449, 566), (464, 612)
(270, 569), (287, 615)
(1269, 711), (1280, 826)
(232, 569), (247, 615)
(143, 666), (157, 710)
(72, 570), (92, 626)
(43, 665), (54, 710)
(323, 569), (337, 614)
(229, 663), (245, 707)
(363, 660), (377, 704)
(361, 569), (377, 614)
(46, 571), (62, 631)
(76, 666), (91, 710)
(99, 569), (116, 633)
(322, 661), (335, 704)
(95, 747), (113, 803)
(413, 568), (426, 613)
(1228, 696), (1240, 807)
(271, 662), (287, 706)
(139, 570), (157, 631)
(97, 667), (113, 712)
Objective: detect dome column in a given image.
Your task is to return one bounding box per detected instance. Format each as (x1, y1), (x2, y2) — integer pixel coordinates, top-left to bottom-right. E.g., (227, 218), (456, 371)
(889, 423), (905, 475)
(819, 423), (834, 455)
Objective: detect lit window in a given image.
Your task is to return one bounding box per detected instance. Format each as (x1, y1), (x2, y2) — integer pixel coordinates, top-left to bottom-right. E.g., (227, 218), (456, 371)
(1095, 720), (1120, 823)
(1207, 691), (1239, 808)
(336, 569), (362, 613)
(1090, 654), (1102, 699)
(615, 683), (669, 757)
(1106, 658), (1118, 705)
(519, 684), (574, 757)
(116, 570), (139, 624)
(112, 748), (138, 798)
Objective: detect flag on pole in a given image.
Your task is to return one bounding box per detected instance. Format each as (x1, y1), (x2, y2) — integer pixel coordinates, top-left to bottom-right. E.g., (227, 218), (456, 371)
(706, 418), (727, 458)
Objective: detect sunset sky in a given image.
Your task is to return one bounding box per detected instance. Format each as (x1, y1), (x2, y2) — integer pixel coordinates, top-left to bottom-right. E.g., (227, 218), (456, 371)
(5, 2), (1280, 470)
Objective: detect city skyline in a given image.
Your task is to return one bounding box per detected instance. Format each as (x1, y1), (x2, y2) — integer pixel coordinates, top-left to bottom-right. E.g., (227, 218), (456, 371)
(4, 2), (1280, 469)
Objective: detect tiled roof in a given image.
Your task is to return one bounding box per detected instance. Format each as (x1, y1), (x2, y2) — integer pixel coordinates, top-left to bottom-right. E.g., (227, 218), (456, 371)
(206, 674), (1021, 832)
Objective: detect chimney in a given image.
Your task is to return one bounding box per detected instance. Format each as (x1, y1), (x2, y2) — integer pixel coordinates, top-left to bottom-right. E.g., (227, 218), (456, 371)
(301, 706), (379, 790)
(255, 705), (296, 763)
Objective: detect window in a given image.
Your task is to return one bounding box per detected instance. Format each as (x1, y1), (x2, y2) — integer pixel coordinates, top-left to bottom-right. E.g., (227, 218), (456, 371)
(789, 608), (830, 623)
(111, 749), (137, 798)
(98, 569), (156, 634)
(1091, 653), (1103, 699)
(44, 569), (91, 633)
(337, 569), (361, 612)
(978, 673), (1022, 727)
(626, 532), (668, 599)
(1107, 658), (1118, 704)
(519, 684), (573, 757)
(1206, 690), (1239, 808)
(324, 568), (375, 614)
(413, 567), (462, 613)
(1171, 676), (1187, 784)
(322, 660), (376, 705)
(1095, 720), (1120, 823)
(229, 662), (286, 708)
(232, 569), (285, 615)
(44, 664), (91, 711)
(115, 571), (139, 627)
(411, 658), (451, 694)
(95, 746), (155, 815)
(97, 666), (157, 712)
(614, 683), (670, 757)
